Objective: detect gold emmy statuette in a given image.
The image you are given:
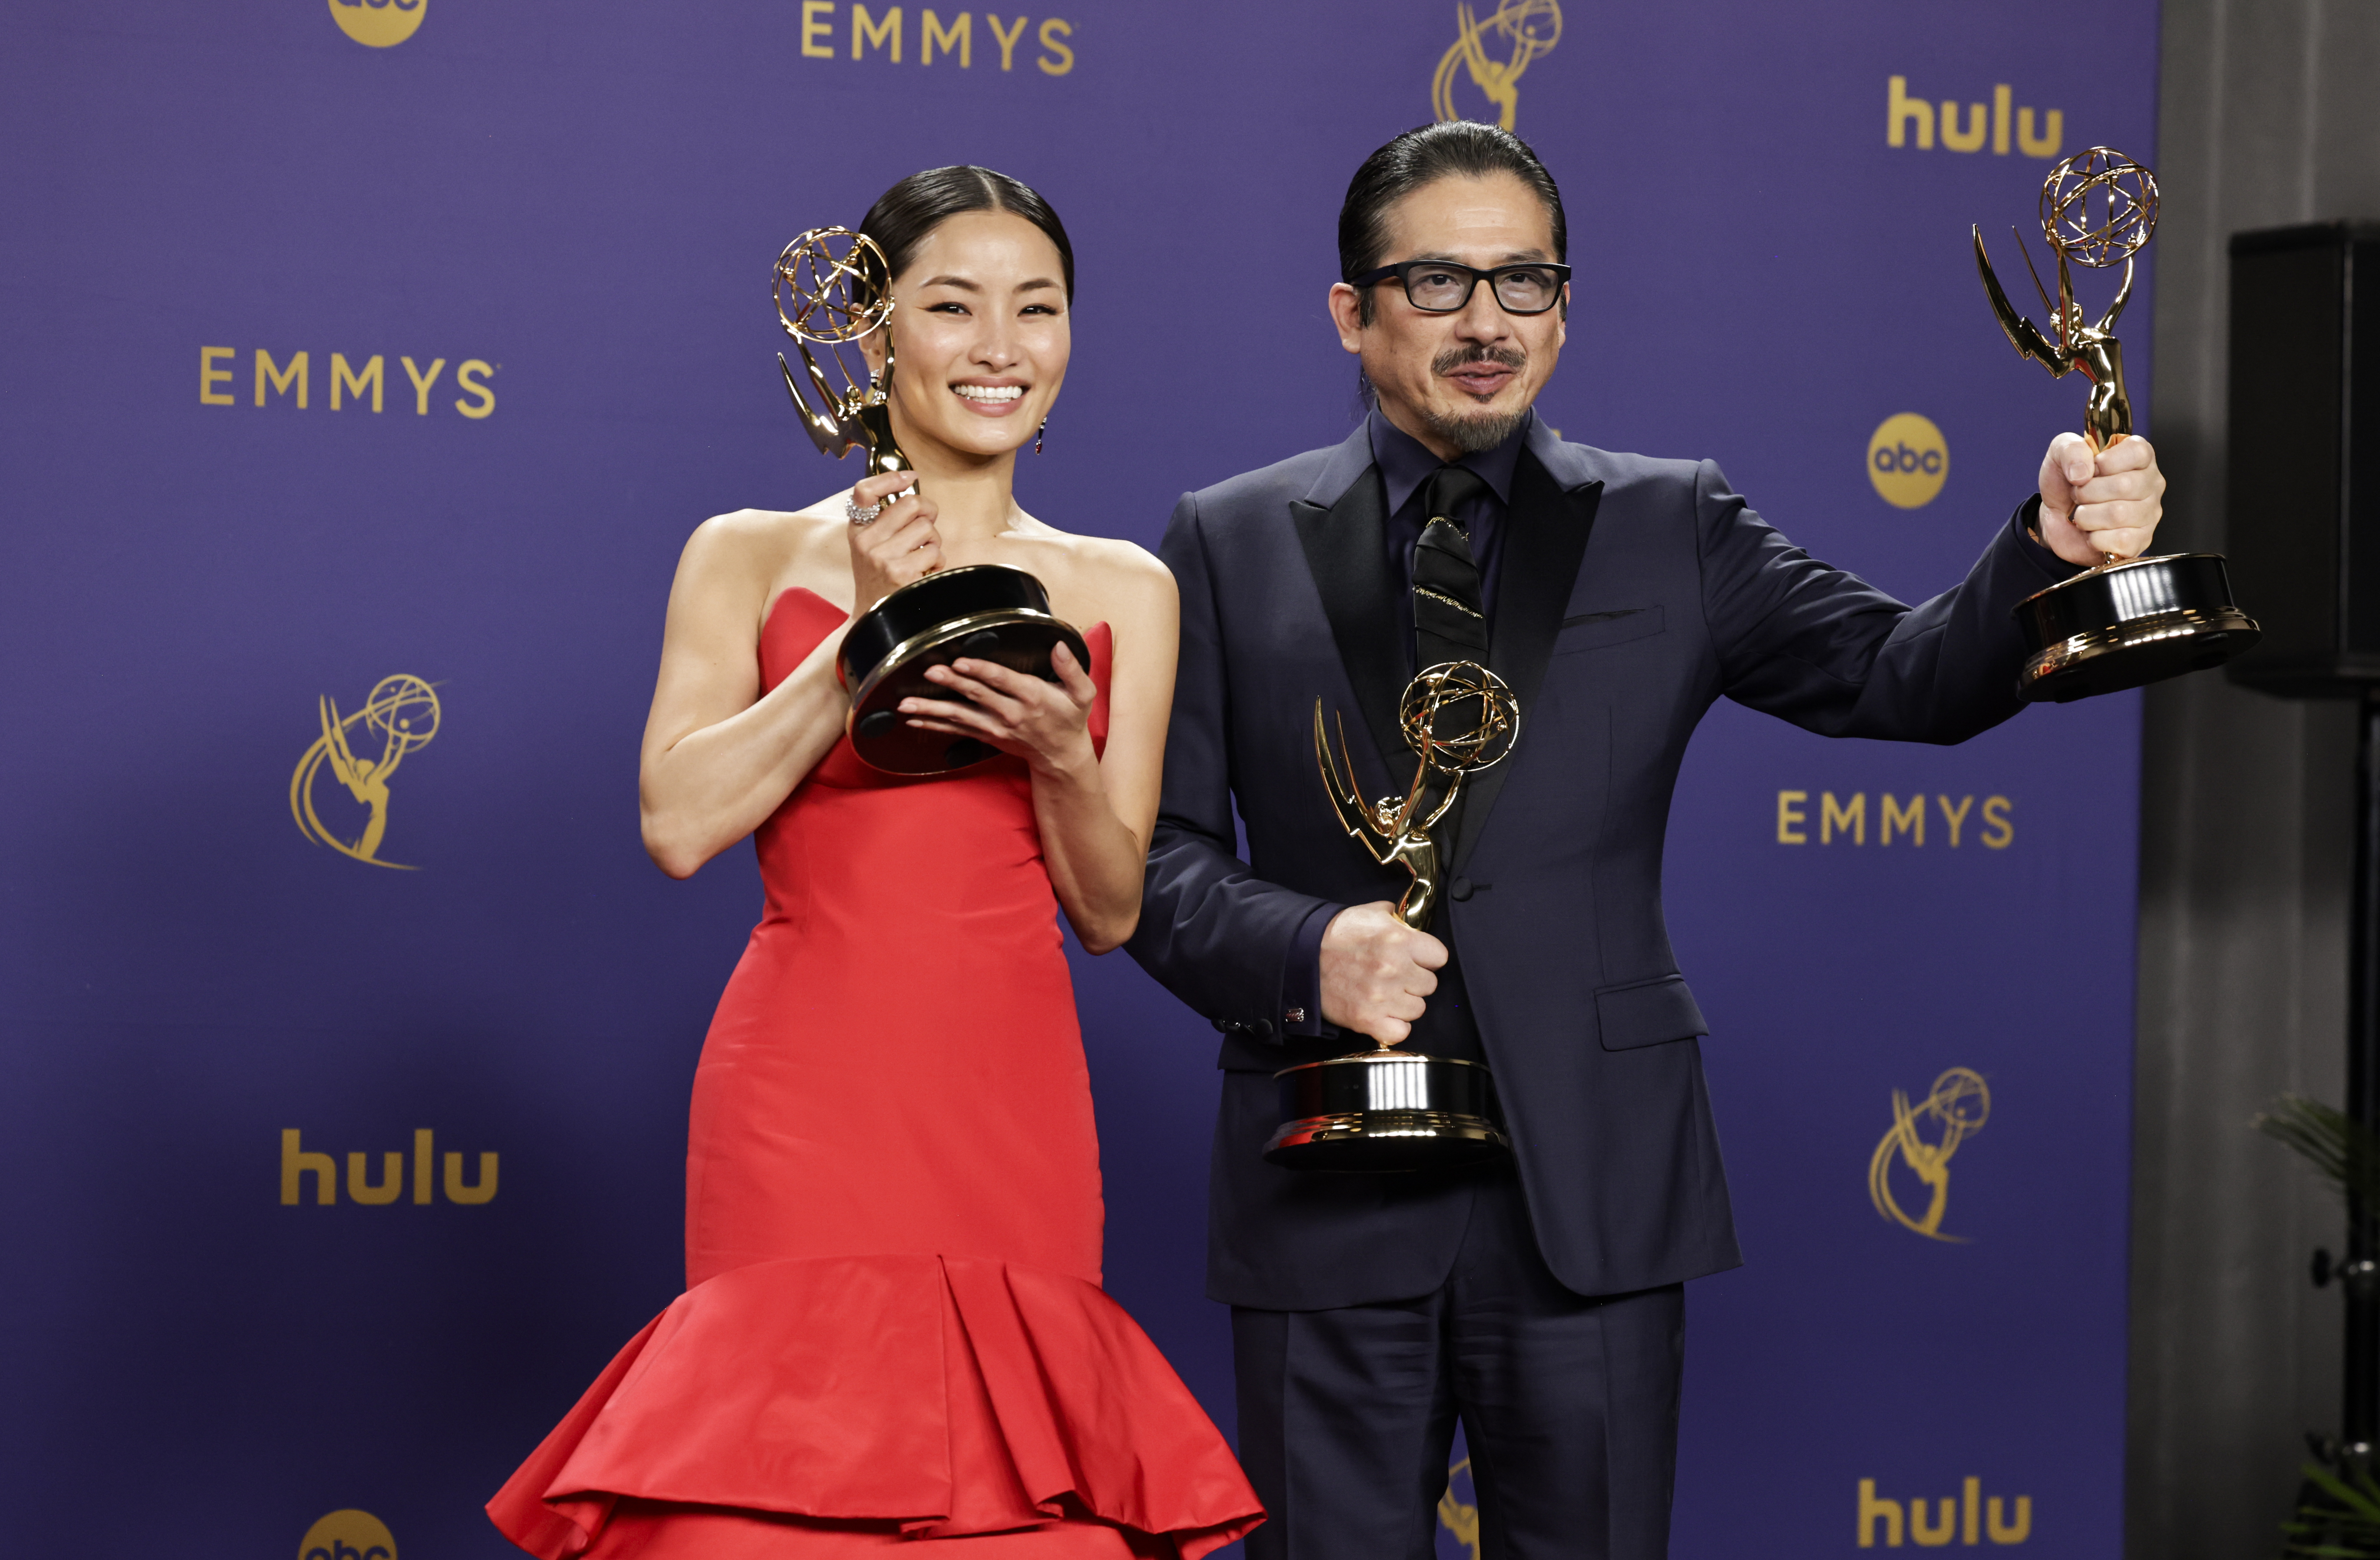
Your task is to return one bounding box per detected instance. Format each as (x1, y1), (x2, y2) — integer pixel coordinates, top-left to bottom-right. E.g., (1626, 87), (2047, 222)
(1972, 148), (2260, 701)
(775, 227), (910, 477)
(1263, 661), (1519, 1173)
(773, 227), (1087, 775)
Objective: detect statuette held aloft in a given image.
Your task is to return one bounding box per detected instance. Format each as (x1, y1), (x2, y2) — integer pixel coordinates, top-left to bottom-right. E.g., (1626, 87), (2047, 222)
(1968, 148), (2259, 701)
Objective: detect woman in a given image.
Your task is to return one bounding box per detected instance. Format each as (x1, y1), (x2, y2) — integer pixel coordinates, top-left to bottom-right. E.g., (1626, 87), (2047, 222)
(488, 167), (1262, 1560)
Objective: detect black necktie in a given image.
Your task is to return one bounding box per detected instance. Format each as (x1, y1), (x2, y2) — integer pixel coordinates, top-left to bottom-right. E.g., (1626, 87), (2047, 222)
(1413, 465), (1491, 674)
(1407, 465), (1492, 891)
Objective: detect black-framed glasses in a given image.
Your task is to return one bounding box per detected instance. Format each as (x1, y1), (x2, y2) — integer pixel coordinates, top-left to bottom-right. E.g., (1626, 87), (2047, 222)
(1347, 259), (1572, 315)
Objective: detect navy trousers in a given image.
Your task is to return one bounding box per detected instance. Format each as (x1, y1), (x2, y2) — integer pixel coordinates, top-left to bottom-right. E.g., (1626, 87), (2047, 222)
(1231, 1168), (1684, 1560)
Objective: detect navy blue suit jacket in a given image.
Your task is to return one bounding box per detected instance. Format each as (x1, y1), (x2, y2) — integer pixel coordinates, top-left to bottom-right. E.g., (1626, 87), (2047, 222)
(1126, 418), (2071, 1311)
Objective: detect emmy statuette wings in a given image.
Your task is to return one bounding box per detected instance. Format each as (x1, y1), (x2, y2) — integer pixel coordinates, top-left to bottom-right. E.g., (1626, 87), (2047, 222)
(1969, 149), (2261, 702)
(771, 226), (1088, 775)
(1265, 661), (1520, 1174)
(775, 227), (912, 479)
(1311, 661), (1519, 933)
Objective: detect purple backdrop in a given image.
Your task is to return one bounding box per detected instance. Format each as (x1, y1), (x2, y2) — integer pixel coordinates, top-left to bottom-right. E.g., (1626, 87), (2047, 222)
(0, 2), (2153, 1556)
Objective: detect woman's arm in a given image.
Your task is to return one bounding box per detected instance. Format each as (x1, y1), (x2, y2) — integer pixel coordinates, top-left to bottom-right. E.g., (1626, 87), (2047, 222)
(899, 547), (1178, 953)
(637, 514), (850, 879)
(639, 477), (945, 877)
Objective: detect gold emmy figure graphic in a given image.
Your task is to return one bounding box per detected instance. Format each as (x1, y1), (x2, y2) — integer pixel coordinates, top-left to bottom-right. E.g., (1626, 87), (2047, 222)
(1263, 661), (1518, 1172)
(773, 226), (1089, 776)
(1868, 1066), (1992, 1241)
(1438, 1457), (1483, 1559)
(290, 674), (442, 869)
(1972, 146), (2260, 701)
(1431, 0), (1562, 130)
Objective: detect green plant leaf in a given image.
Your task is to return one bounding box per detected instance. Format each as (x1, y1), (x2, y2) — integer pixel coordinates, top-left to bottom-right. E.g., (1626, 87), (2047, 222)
(2255, 1096), (2380, 1208)
(2287, 1461), (2380, 1559)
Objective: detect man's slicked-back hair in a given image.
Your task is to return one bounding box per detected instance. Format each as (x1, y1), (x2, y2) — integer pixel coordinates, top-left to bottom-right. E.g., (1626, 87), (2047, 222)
(1338, 122), (1566, 295)
(860, 164), (1075, 300)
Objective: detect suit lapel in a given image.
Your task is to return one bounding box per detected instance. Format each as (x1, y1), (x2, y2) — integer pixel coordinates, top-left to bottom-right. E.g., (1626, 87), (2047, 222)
(1453, 451), (1604, 871)
(1289, 464), (1408, 782)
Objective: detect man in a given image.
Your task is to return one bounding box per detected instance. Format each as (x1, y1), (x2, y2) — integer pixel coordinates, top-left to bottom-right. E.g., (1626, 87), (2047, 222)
(1124, 122), (2163, 1560)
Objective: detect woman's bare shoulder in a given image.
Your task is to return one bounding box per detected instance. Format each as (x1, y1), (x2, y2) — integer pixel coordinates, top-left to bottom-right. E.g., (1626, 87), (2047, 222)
(676, 503), (850, 595)
(1011, 520), (1174, 594)
(1004, 525), (1176, 648)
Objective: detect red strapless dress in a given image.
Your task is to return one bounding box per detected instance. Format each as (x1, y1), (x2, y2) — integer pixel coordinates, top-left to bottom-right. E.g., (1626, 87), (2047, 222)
(489, 589), (1263, 1560)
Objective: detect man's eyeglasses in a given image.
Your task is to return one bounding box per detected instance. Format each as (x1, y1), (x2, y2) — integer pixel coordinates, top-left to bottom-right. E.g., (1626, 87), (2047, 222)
(1347, 259), (1572, 316)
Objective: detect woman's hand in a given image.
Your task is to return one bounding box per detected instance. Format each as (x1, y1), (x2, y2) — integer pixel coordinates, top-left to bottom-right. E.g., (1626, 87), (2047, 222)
(847, 472), (940, 612)
(900, 642), (1099, 780)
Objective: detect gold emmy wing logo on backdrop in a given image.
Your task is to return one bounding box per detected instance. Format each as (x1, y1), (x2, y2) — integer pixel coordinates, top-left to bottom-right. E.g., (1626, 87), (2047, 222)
(1439, 1457), (1481, 1557)
(1431, 0), (1561, 130)
(1866, 413), (1950, 509)
(1868, 1067), (1991, 1241)
(328, 0), (425, 49)
(291, 675), (442, 869)
(299, 1509), (396, 1560)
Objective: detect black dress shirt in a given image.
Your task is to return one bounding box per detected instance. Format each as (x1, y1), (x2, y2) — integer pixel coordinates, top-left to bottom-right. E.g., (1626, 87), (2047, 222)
(1371, 405), (1528, 655)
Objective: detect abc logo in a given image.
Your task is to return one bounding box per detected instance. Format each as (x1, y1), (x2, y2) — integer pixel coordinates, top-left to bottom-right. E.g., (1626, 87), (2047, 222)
(328, 0), (426, 49)
(297, 1510), (396, 1560)
(1866, 413), (1950, 509)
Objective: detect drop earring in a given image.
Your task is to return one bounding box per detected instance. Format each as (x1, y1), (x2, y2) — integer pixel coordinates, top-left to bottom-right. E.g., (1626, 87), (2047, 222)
(1035, 417), (1047, 455)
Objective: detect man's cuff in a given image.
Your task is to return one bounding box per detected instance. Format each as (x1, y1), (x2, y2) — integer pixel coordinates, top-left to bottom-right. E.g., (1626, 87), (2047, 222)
(1276, 900), (1339, 1039)
(2011, 493), (2084, 581)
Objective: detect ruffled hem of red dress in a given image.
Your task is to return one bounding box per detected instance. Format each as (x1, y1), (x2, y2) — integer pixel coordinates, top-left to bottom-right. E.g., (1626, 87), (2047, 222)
(486, 1254), (1264, 1560)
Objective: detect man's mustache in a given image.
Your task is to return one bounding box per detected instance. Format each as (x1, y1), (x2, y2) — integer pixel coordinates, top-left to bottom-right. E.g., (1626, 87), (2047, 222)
(1432, 344), (1527, 375)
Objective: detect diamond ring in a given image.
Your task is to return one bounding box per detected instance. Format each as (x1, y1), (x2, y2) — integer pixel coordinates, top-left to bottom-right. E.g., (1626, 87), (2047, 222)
(845, 495), (885, 527)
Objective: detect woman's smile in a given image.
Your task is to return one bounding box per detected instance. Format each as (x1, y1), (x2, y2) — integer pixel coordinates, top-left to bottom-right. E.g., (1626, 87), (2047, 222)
(952, 379), (1029, 414)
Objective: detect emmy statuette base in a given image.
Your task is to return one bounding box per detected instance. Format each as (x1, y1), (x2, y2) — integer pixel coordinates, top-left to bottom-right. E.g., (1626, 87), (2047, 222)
(2013, 552), (2261, 703)
(840, 565), (1091, 775)
(1264, 1051), (1510, 1174)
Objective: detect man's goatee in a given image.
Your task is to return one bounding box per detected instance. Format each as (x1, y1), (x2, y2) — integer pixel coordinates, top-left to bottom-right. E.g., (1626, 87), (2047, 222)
(1424, 405), (1531, 454)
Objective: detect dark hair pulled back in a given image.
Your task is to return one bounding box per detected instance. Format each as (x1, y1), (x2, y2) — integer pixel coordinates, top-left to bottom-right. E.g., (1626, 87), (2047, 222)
(860, 165), (1075, 300)
(1338, 123), (1566, 320)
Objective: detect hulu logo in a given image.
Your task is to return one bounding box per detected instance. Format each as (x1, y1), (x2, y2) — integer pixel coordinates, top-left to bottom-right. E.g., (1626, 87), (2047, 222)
(280, 1129), (498, 1205)
(1886, 77), (2063, 160)
(1859, 1479), (2031, 1547)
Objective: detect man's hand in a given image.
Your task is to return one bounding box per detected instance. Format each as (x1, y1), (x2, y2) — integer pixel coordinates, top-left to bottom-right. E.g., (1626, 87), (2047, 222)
(2037, 432), (2166, 567)
(1319, 902), (1447, 1046)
